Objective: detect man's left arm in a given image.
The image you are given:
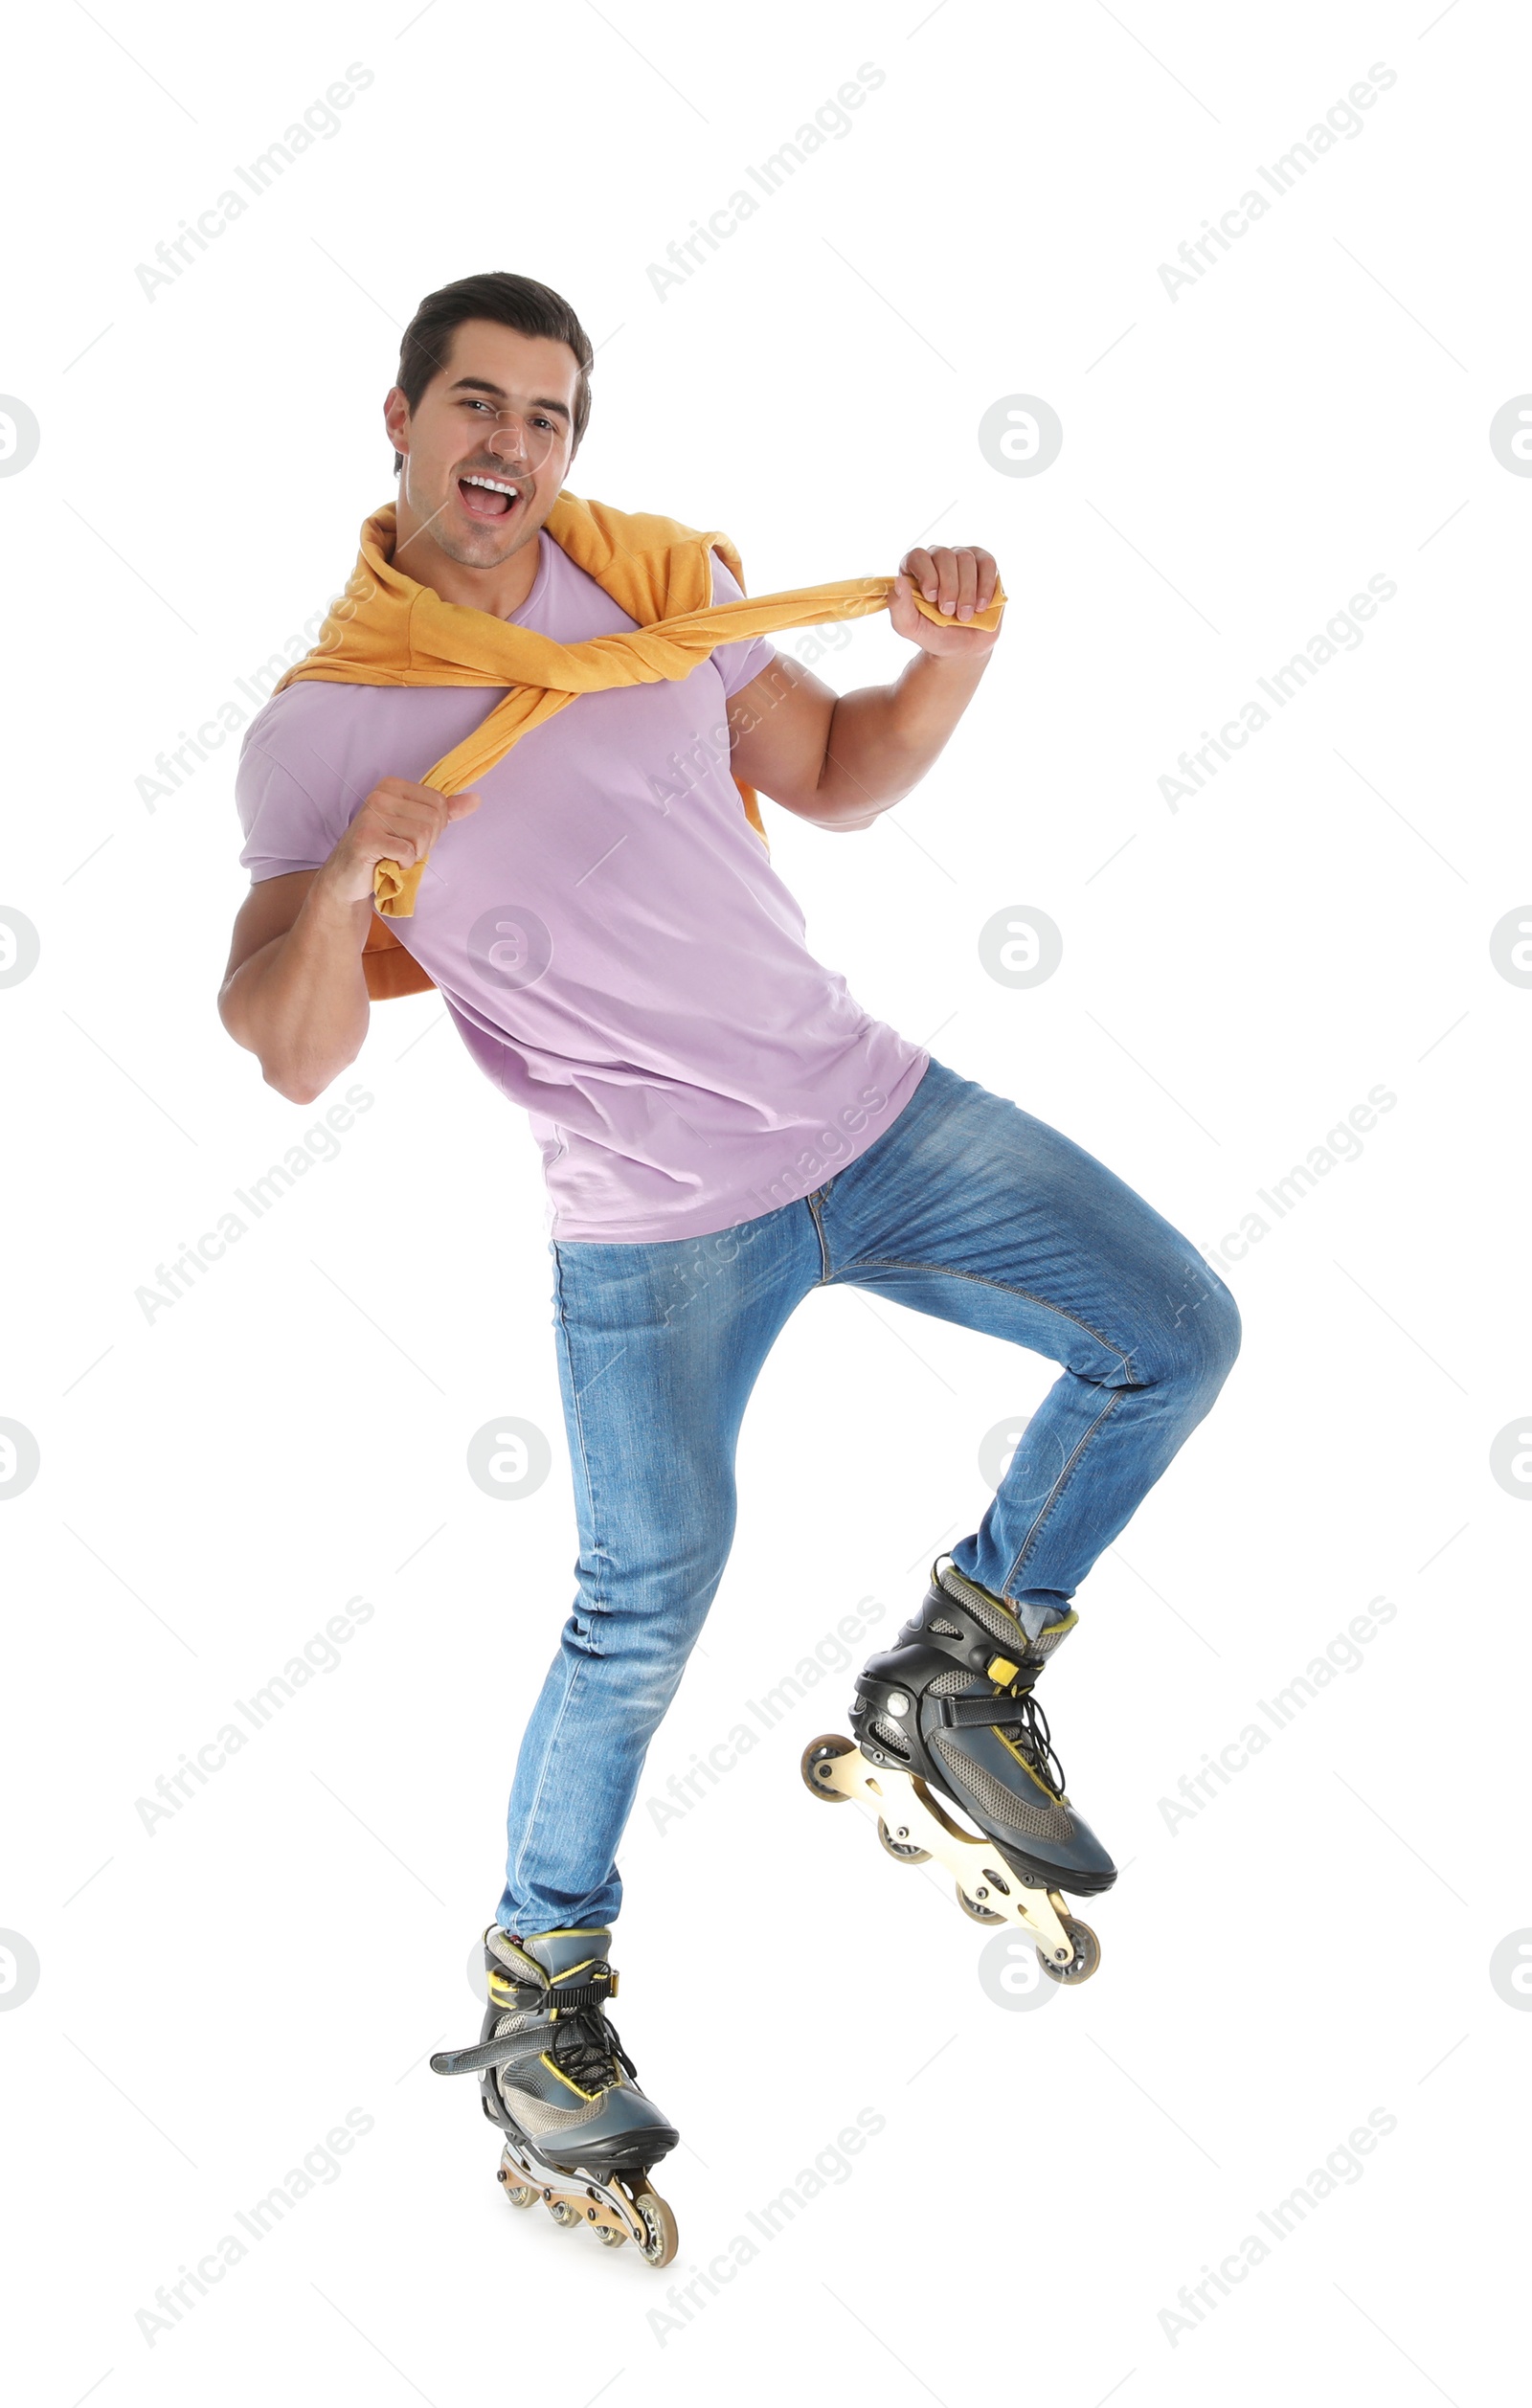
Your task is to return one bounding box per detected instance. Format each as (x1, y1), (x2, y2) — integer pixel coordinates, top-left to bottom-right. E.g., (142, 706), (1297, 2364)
(726, 545), (1003, 831)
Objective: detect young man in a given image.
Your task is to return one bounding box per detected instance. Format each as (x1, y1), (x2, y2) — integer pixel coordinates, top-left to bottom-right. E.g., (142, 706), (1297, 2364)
(220, 272), (1239, 2267)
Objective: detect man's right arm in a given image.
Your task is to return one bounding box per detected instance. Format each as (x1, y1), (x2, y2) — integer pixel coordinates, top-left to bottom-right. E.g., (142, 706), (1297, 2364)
(217, 776), (481, 1105)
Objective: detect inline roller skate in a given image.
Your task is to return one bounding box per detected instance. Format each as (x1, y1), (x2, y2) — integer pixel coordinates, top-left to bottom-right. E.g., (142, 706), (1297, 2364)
(802, 1559), (1115, 1983)
(432, 1925), (679, 2265)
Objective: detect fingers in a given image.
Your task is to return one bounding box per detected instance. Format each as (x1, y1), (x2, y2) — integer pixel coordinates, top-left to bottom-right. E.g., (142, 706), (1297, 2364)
(372, 776), (460, 815)
(971, 550), (999, 612)
(898, 547), (1000, 620)
(901, 549), (939, 606)
(356, 778), (464, 870)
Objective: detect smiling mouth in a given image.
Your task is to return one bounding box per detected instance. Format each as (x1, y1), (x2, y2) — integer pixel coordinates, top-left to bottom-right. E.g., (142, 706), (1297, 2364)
(458, 472), (525, 522)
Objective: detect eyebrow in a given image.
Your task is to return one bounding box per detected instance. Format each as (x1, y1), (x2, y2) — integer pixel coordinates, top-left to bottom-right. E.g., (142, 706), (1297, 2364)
(447, 376), (571, 423)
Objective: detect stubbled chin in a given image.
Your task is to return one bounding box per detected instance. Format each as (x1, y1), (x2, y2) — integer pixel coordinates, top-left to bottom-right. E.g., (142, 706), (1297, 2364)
(435, 517), (529, 567)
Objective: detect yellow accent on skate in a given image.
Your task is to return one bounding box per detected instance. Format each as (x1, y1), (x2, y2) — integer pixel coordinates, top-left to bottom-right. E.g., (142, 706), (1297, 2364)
(1041, 1609), (1081, 1639)
(994, 1723), (1067, 1806)
(986, 1655), (1020, 1686)
(539, 2051), (608, 2103)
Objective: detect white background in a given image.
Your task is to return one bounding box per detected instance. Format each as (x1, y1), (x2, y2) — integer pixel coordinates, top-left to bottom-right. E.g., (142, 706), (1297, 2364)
(2, 1), (1527, 2399)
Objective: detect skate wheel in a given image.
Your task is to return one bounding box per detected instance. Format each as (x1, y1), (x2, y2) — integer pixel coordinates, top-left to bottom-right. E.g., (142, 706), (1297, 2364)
(800, 1734), (855, 1802)
(1038, 1917), (1100, 1985)
(546, 2197), (582, 2228)
(956, 1882), (1004, 1925)
(596, 2224), (626, 2248)
(497, 2158), (539, 2208)
(634, 2188), (680, 2269)
(877, 1816), (930, 1864)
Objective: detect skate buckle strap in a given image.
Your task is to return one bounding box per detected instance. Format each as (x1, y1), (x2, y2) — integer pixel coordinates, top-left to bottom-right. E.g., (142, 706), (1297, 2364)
(432, 2033), (525, 2078)
(935, 1685), (1070, 1800)
(546, 1972), (620, 2020)
(486, 1964), (619, 2014)
(934, 1692), (1042, 1730)
(430, 1968), (626, 2081)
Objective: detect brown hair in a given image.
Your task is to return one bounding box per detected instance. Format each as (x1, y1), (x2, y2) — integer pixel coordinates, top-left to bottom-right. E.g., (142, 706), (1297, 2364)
(393, 271), (594, 469)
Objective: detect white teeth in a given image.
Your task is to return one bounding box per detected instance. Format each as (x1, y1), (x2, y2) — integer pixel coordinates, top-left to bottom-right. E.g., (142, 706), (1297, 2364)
(463, 474), (518, 497)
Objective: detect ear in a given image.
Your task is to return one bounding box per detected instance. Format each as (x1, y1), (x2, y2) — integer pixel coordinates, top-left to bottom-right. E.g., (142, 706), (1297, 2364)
(383, 383), (410, 458)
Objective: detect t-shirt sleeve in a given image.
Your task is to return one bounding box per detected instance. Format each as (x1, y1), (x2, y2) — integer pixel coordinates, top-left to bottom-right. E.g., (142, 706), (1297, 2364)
(709, 547), (779, 698)
(234, 706), (351, 882)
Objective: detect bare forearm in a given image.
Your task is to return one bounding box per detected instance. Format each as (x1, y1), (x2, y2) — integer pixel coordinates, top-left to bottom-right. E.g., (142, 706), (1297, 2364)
(811, 648), (993, 827)
(220, 873), (372, 1102)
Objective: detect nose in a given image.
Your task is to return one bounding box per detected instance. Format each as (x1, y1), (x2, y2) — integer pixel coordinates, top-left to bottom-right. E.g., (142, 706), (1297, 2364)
(487, 420), (529, 467)
(485, 410), (558, 476)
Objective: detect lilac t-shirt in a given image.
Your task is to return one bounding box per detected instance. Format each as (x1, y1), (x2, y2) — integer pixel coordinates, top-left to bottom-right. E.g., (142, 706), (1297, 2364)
(236, 530), (927, 1242)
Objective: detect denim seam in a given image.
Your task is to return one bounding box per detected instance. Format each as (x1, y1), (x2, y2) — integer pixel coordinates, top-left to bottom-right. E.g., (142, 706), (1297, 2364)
(510, 1254), (604, 1907)
(552, 1249), (608, 1618)
(507, 1653), (587, 1902)
(805, 1192), (831, 1284)
(838, 1256), (1137, 1377)
(1003, 1388), (1125, 1595)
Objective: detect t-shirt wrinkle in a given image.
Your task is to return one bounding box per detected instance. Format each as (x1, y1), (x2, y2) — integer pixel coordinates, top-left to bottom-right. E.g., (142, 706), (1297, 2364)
(242, 728), (332, 823)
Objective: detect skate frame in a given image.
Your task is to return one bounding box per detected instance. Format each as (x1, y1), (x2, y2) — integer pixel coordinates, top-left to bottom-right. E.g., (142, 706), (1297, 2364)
(814, 1746), (1078, 1968)
(497, 2137), (653, 2245)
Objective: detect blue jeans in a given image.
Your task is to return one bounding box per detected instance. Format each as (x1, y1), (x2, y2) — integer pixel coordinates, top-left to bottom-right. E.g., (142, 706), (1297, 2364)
(497, 1057), (1240, 1935)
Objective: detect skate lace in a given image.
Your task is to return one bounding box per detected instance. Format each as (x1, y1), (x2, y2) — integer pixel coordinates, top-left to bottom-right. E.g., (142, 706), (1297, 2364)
(1000, 1688), (1068, 1798)
(550, 2005), (637, 2095)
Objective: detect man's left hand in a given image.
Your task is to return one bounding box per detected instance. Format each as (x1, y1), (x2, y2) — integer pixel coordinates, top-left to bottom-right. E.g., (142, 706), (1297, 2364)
(889, 545), (1003, 658)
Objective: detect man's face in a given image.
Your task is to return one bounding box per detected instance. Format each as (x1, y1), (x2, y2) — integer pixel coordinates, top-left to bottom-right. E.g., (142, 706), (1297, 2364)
(385, 319), (580, 568)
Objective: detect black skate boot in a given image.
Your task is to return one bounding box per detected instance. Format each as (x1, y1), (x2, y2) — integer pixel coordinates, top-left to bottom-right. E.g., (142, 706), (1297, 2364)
(431, 1926), (679, 2265)
(802, 1561), (1114, 1984)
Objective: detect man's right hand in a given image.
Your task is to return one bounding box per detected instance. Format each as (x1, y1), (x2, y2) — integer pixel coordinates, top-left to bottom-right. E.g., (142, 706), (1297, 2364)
(321, 776), (484, 905)
(220, 778), (482, 1103)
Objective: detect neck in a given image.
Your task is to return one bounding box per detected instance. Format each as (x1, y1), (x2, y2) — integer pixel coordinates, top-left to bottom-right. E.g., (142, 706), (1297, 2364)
(390, 500), (544, 618)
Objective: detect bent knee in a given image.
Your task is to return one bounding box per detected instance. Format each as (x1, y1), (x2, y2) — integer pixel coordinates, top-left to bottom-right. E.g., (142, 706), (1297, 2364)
(1176, 1265), (1241, 1392)
(1128, 1255), (1241, 1395)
